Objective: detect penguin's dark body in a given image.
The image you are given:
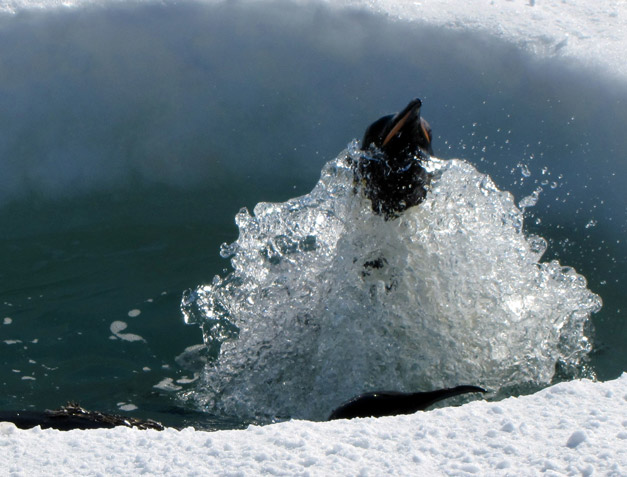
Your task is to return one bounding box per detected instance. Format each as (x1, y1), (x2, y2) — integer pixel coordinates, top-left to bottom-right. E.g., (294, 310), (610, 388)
(328, 385), (486, 420)
(352, 98), (433, 219)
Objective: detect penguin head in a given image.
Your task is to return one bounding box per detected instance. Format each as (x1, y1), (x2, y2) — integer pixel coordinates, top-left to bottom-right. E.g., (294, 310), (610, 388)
(353, 98), (434, 219)
(361, 98), (433, 160)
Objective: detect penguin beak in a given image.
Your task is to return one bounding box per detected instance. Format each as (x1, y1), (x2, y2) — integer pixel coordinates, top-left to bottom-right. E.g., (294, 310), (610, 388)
(382, 98), (422, 147)
(420, 117), (434, 156)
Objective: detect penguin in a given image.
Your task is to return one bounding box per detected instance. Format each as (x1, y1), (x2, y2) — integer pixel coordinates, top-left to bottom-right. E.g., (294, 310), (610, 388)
(352, 98), (433, 219)
(328, 385), (486, 420)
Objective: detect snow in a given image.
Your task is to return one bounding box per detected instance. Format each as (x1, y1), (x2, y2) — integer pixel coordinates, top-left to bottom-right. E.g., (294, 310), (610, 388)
(330, 0), (627, 80)
(1, 375), (625, 475)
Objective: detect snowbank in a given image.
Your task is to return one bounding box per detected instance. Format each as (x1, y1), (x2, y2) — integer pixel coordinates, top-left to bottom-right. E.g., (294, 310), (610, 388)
(330, 0), (627, 80)
(2, 375), (625, 475)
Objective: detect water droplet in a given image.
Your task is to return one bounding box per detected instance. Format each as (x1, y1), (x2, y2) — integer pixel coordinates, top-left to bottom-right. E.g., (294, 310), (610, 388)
(584, 220), (597, 229)
(518, 163), (531, 177)
(518, 187), (543, 209)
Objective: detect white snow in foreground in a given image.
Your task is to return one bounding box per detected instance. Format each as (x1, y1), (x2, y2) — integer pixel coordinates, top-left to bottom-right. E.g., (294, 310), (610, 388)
(2, 0), (627, 80)
(2, 375), (626, 476)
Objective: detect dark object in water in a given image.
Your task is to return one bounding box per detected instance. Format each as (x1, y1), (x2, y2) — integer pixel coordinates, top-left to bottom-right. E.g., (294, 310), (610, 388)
(0, 402), (164, 431)
(328, 385), (486, 420)
(352, 98), (433, 219)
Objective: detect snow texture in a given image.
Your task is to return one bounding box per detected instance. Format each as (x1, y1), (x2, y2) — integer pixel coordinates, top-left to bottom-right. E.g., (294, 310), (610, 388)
(1, 375), (625, 476)
(330, 0), (627, 81)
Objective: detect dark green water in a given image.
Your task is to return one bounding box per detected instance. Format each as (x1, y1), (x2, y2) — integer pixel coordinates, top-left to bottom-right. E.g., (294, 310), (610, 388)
(0, 1), (625, 429)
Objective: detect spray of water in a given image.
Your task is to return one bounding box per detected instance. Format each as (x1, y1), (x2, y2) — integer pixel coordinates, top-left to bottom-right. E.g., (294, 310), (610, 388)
(181, 142), (601, 421)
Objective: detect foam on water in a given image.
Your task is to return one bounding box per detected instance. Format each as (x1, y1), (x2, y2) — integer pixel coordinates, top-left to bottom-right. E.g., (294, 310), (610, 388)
(181, 143), (601, 421)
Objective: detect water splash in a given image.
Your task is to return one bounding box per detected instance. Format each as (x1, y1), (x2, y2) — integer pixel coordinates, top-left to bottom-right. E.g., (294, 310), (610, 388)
(518, 186), (543, 210)
(181, 143), (601, 421)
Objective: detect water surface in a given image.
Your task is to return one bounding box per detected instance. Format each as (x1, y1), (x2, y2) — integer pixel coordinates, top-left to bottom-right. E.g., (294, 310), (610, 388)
(0, 1), (625, 429)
